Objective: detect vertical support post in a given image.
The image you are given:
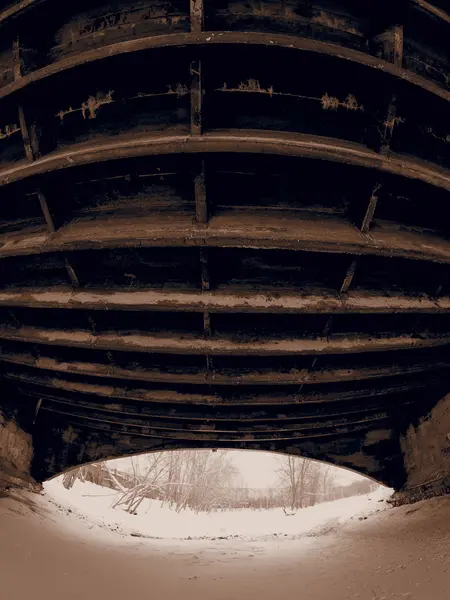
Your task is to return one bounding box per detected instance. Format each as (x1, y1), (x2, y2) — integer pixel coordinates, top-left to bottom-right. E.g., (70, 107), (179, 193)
(195, 160), (208, 223)
(12, 37), (21, 80)
(392, 24), (404, 68)
(340, 259), (358, 294)
(376, 24), (404, 67)
(380, 95), (399, 155)
(13, 37), (40, 162)
(18, 106), (36, 162)
(203, 311), (212, 337)
(200, 248), (210, 291)
(361, 183), (381, 233)
(37, 190), (79, 286)
(37, 190), (56, 233)
(190, 59), (203, 135)
(190, 0), (204, 33)
(64, 258), (80, 288)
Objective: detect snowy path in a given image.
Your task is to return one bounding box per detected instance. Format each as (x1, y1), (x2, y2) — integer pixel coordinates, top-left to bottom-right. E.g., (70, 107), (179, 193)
(1, 487), (449, 600)
(43, 478), (391, 540)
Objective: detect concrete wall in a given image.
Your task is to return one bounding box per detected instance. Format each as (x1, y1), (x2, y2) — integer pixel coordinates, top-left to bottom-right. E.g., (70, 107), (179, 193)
(0, 408), (34, 491)
(396, 393), (450, 503)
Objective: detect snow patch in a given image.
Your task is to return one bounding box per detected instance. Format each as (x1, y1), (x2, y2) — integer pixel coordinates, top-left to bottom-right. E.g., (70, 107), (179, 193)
(44, 477), (392, 541)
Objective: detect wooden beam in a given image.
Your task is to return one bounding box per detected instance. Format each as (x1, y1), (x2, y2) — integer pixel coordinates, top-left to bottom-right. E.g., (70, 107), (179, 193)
(0, 31), (448, 105)
(0, 287), (449, 314)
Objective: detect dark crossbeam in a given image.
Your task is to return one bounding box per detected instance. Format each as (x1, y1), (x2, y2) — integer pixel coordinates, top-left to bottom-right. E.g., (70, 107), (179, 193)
(1, 288), (448, 313)
(0, 131), (448, 192)
(0, 324), (449, 356)
(15, 388), (403, 423)
(39, 404), (392, 441)
(0, 32), (448, 105)
(3, 212), (450, 263)
(35, 400), (392, 434)
(3, 348), (449, 387)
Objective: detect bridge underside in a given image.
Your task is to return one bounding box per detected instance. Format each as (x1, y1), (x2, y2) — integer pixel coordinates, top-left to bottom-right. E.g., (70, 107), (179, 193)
(0, 0), (450, 503)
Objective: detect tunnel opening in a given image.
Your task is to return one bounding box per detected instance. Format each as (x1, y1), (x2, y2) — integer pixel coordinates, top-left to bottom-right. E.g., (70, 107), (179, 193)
(42, 448), (386, 542)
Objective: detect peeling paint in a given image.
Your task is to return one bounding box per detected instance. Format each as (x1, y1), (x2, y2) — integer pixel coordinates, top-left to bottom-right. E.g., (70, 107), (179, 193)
(321, 93), (364, 112)
(82, 90), (114, 120)
(218, 82), (364, 114)
(56, 90), (114, 121)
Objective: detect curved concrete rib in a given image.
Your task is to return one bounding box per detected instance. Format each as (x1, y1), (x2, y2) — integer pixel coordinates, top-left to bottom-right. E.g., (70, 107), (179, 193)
(0, 130), (449, 193)
(40, 404), (391, 441)
(0, 31), (448, 103)
(1, 349), (447, 387)
(0, 287), (447, 313)
(0, 324), (449, 355)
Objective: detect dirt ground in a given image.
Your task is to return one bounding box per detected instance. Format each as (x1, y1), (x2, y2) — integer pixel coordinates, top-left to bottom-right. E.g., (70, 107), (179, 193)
(0, 490), (449, 600)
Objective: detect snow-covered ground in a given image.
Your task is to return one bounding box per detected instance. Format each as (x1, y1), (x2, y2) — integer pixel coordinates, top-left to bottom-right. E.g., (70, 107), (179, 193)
(1, 482), (450, 600)
(44, 477), (391, 540)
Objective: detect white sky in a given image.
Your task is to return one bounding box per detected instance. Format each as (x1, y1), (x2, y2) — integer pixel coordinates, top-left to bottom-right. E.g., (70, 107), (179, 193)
(227, 450), (365, 488)
(110, 450), (366, 489)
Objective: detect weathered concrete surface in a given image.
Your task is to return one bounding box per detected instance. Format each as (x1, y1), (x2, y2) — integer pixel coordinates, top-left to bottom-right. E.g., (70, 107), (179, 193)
(391, 394), (450, 505)
(0, 409), (34, 491)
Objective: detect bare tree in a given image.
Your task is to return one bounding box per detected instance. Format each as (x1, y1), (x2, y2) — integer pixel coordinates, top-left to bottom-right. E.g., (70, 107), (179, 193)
(111, 454), (170, 514)
(61, 451), (377, 513)
(276, 455), (314, 510)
